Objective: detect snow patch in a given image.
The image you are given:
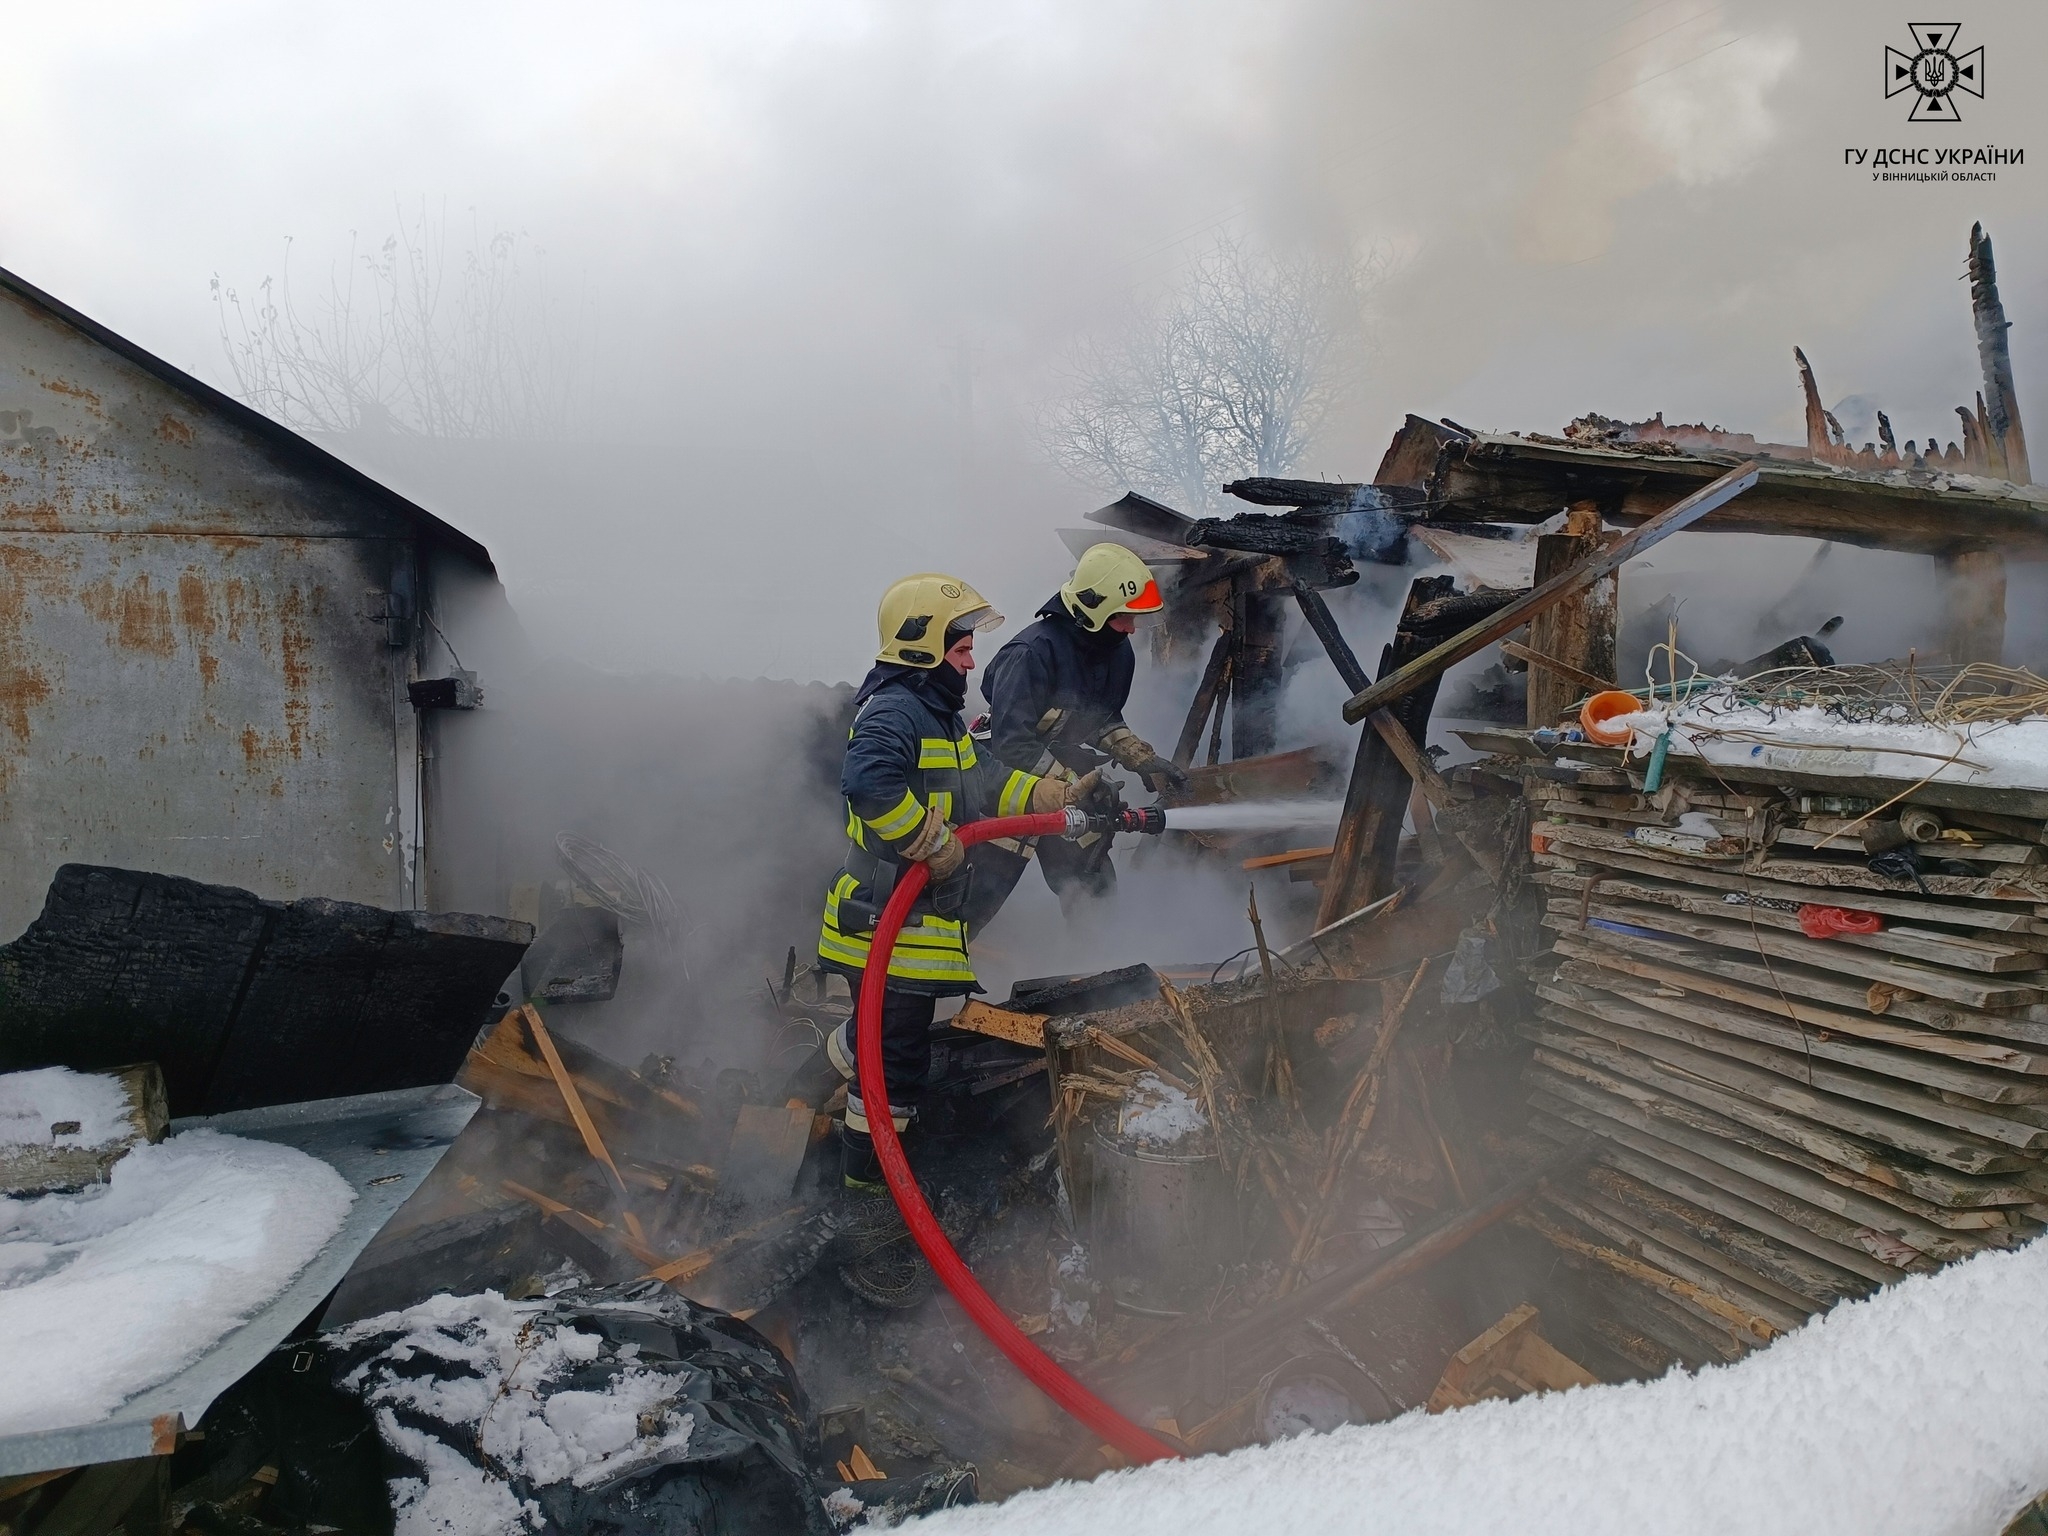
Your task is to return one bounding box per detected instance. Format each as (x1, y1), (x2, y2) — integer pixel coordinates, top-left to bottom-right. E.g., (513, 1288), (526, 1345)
(916, 1236), (2048, 1536)
(0, 1129), (355, 1433)
(337, 1291), (699, 1534)
(0, 1066), (137, 1152)
(1608, 701), (2048, 792)
(1118, 1074), (1208, 1149)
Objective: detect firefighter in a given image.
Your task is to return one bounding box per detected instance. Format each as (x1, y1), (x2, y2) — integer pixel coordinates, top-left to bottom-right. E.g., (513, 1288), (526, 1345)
(975, 542), (1186, 918)
(816, 572), (1101, 1188)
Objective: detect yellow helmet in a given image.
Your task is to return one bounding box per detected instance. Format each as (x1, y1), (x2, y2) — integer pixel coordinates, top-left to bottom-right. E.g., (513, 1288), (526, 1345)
(1060, 543), (1166, 633)
(876, 573), (1004, 668)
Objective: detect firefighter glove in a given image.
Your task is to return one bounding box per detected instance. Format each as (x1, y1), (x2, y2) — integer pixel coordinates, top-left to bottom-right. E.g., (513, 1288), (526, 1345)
(1099, 725), (1189, 790)
(902, 804), (966, 879)
(1030, 766), (1104, 814)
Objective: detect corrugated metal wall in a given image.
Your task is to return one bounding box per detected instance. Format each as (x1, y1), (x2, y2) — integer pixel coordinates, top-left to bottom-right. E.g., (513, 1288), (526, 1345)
(0, 285), (442, 937)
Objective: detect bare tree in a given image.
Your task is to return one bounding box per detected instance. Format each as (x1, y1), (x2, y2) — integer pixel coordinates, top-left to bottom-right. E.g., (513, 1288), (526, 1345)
(210, 202), (586, 440)
(1043, 233), (1381, 510)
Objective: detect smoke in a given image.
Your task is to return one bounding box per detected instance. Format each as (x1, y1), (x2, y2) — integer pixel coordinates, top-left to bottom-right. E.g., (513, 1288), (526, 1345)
(6, 0), (2048, 1058)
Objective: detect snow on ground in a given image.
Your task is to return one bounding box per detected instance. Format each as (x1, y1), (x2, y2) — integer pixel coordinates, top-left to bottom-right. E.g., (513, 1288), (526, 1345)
(918, 1235), (2048, 1536)
(1608, 702), (2048, 792)
(335, 1290), (700, 1536)
(0, 1129), (355, 1434)
(0, 1065), (138, 1152)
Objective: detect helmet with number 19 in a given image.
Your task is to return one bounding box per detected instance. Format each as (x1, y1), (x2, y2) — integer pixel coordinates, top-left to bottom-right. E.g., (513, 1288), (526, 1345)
(1057, 543), (1165, 633)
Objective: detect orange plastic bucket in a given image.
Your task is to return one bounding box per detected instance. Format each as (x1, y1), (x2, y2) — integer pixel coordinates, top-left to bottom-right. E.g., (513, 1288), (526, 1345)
(1579, 690), (1644, 746)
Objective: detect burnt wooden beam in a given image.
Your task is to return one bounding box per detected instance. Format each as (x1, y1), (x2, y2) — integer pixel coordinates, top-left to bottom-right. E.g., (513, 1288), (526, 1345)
(1390, 433), (2048, 556)
(1317, 576), (1448, 928)
(1795, 347), (1831, 459)
(1502, 639), (1616, 698)
(1368, 710), (1452, 812)
(1342, 461), (1759, 724)
(1524, 503), (1619, 729)
(1291, 584), (1370, 694)
(1231, 585), (1287, 759)
(1969, 223), (2030, 484)
(1940, 548), (2007, 664)
(1173, 628), (1235, 769)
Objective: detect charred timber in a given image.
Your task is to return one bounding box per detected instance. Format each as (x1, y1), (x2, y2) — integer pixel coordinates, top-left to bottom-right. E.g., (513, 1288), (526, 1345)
(1223, 477), (1428, 514)
(1969, 222), (2030, 484)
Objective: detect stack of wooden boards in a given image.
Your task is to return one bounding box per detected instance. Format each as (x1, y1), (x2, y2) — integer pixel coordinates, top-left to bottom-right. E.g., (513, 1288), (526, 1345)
(1515, 758), (2048, 1376)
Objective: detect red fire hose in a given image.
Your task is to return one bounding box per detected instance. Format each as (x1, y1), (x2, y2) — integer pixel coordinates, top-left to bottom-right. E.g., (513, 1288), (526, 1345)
(855, 810), (1180, 1464)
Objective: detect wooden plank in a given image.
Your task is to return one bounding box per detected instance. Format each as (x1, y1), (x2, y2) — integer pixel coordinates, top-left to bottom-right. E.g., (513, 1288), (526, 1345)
(1551, 937), (2048, 1104)
(1342, 460), (1759, 722)
(1536, 1113), (1920, 1284)
(524, 1005), (629, 1199)
(1579, 1265), (1744, 1367)
(1546, 820), (2048, 902)
(1581, 1164), (1875, 1309)
(1545, 914), (2048, 1048)
(1772, 827), (2042, 865)
(1541, 1189), (1813, 1333)
(1503, 639), (1616, 702)
(1530, 1044), (2029, 1222)
(951, 998), (1049, 1049)
(1519, 1204), (1781, 1348)
(1528, 1018), (2037, 1208)
(1553, 956), (2048, 1151)
(1241, 845), (1334, 872)
(1534, 869), (2045, 973)
(1550, 894), (2048, 1009)
(1369, 710), (1454, 812)
(1533, 838), (2044, 934)
(641, 1204), (808, 1287)
(1526, 1077), (2008, 1261)
(1533, 988), (2032, 1175)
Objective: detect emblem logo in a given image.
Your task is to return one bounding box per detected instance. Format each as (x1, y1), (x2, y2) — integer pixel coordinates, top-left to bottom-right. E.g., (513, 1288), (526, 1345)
(1886, 24), (1983, 122)
(939, 582), (962, 599)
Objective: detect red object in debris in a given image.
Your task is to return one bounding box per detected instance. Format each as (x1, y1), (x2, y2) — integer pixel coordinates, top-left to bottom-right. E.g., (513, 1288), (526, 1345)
(1798, 904), (1884, 939)
(1531, 830), (1553, 855)
(857, 811), (1181, 1466)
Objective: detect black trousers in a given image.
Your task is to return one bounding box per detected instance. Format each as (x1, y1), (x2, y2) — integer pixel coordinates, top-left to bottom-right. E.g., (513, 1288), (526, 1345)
(833, 986), (937, 1121)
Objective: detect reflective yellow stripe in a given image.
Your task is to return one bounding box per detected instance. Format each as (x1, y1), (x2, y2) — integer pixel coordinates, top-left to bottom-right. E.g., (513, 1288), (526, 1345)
(845, 1095), (911, 1133)
(956, 734), (978, 769)
(917, 736), (962, 769)
(864, 788), (924, 841)
(997, 769), (1038, 818)
(928, 790), (953, 823)
(819, 883), (977, 984)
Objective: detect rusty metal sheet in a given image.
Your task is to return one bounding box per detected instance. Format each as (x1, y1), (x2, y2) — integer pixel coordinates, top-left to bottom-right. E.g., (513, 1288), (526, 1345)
(0, 277), (463, 934)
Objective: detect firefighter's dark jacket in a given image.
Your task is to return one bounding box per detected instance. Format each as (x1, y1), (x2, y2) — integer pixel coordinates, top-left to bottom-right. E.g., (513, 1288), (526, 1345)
(817, 663), (1041, 995)
(981, 597), (1136, 774)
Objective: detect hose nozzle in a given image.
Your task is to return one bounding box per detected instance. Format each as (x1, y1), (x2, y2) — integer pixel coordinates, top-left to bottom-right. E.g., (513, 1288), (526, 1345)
(1064, 805), (1167, 838)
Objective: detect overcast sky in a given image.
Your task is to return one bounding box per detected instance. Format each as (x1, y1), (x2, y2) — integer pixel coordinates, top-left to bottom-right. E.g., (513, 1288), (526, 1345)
(4, 0), (2044, 681)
